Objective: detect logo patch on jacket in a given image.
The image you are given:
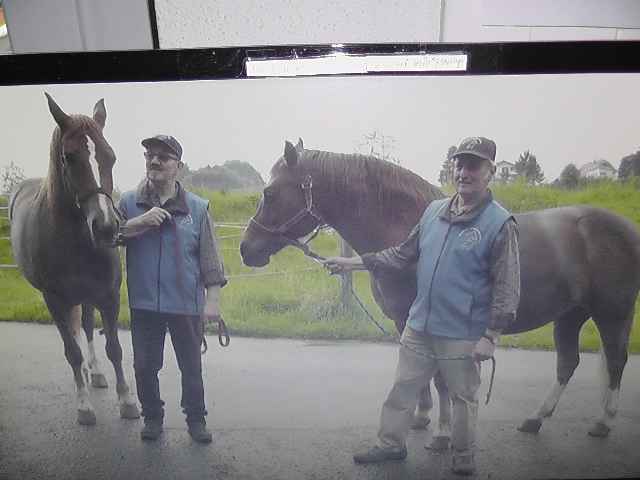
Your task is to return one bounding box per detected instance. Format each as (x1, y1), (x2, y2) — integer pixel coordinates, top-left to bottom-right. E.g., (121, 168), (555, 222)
(179, 213), (194, 225)
(458, 227), (482, 250)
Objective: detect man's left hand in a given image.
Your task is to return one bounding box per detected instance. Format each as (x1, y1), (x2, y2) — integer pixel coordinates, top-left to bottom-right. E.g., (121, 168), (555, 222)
(473, 336), (495, 362)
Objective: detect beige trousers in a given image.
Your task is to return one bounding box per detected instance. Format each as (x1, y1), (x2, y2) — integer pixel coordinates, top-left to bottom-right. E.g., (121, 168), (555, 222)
(378, 327), (481, 453)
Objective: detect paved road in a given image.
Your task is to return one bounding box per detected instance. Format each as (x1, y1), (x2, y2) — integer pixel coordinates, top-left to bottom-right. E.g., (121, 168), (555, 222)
(1, 322), (640, 480)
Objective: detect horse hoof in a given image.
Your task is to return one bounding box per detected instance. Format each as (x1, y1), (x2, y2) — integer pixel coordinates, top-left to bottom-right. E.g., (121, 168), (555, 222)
(78, 409), (97, 425)
(411, 416), (431, 430)
(518, 418), (542, 434)
(425, 435), (451, 451)
(588, 422), (610, 438)
(120, 403), (141, 419)
(91, 373), (108, 388)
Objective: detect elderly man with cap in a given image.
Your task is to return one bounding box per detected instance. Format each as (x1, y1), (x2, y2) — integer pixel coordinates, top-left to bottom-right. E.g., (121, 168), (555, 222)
(117, 135), (227, 443)
(323, 136), (520, 475)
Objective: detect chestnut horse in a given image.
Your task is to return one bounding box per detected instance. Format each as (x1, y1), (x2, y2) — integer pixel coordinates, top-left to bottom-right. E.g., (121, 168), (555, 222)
(9, 94), (139, 425)
(240, 138), (640, 443)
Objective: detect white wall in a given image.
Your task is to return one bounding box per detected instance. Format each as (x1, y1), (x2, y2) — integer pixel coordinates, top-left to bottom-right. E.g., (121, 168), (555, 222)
(3, 0), (153, 54)
(154, 0), (441, 48)
(441, 0), (640, 42)
(4, 0), (640, 54)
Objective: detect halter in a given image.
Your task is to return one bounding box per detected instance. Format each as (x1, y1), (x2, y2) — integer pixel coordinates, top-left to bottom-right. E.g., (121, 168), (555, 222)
(249, 174), (327, 259)
(75, 186), (122, 220)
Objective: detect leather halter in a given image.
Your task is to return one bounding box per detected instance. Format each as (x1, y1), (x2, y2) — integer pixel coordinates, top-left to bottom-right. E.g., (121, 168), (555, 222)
(76, 186), (122, 219)
(249, 175), (326, 259)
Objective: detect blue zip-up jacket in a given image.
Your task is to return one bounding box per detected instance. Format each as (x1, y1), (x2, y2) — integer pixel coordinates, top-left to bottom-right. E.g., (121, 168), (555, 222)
(120, 185), (209, 315)
(406, 198), (512, 339)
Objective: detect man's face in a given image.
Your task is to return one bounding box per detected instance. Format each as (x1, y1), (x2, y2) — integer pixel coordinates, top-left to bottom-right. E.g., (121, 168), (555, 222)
(454, 154), (494, 199)
(144, 144), (181, 184)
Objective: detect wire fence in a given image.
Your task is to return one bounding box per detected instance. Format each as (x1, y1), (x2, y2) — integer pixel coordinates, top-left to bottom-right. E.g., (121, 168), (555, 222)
(0, 195), (328, 280)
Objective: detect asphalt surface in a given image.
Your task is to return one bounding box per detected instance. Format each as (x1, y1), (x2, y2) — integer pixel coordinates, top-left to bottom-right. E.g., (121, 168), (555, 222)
(1, 322), (640, 480)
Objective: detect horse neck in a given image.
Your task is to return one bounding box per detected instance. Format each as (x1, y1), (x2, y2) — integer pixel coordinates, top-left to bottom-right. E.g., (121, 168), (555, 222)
(44, 130), (78, 218)
(306, 153), (435, 254)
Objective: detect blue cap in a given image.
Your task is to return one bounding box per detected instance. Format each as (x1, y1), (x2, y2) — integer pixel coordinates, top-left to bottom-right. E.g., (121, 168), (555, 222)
(452, 137), (496, 163)
(142, 135), (183, 160)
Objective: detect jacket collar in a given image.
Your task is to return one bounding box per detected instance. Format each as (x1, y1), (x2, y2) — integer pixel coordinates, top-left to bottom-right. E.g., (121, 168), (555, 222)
(439, 190), (494, 224)
(135, 179), (190, 215)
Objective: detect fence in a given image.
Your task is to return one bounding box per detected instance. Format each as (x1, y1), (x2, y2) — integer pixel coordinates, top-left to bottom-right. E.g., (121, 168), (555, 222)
(0, 194), (10, 269)
(0, 194), (355, 303)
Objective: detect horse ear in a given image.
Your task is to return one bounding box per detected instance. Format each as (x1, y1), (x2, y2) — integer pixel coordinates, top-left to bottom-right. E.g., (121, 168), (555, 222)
(296, 138), (304, 150)
(44, 92), (71, 130)
(284, 140), (298, 167)
(93, 99), (107, 129)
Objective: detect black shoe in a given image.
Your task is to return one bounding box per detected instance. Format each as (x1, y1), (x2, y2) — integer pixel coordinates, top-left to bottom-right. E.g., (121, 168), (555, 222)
(451, 452), (476, 475)
(188, 421), (213, 444)
(140, 418), (163, 441)
(353, 445), (407, 464)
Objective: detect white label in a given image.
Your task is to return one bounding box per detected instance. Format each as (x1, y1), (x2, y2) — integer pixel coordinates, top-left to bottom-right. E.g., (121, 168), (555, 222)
(246, 53), (468, 77)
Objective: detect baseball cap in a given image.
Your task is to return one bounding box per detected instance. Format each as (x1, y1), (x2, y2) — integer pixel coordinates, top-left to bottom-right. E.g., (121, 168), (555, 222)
(452, 137), (496, 163)
(141, 135), (183, 161)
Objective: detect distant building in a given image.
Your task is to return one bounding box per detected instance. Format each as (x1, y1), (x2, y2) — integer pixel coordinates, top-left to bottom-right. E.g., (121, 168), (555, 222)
(494, 160), (517, 183)
(579, 159), (617, 180)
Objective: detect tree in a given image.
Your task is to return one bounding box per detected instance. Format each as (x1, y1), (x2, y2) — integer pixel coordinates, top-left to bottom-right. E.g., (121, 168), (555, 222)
(558, 163), (580, 189)
(1, 161), (26, 194)
(618, 151), (640, 180)
(514, 150), (545, 184)
(356, 130), (399, 164)
(438, 145), (458, 186)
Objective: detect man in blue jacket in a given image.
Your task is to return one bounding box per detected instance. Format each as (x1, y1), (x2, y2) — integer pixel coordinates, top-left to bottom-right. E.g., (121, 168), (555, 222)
(323, 136), (520, 475)
(118, 135), (227, 443)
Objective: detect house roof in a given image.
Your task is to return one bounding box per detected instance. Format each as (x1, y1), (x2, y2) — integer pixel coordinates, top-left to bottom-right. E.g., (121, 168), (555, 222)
(580, 159), (616, 172)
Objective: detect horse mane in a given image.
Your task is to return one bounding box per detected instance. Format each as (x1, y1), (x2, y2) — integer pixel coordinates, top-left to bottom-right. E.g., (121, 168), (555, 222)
(292, 148), (445, 219)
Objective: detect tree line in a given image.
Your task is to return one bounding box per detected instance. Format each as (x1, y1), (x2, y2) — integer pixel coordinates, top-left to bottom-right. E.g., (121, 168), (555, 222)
(438, 145), (640, 188)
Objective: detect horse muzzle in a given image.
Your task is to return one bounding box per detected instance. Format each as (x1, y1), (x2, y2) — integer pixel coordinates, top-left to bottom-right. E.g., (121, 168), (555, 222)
(239, 240), (272, 267)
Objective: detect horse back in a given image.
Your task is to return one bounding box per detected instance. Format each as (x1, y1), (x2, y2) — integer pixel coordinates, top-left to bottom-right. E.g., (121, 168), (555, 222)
(510, 205), (640, 333)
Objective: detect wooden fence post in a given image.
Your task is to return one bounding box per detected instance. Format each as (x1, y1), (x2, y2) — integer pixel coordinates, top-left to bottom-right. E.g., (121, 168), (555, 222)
(339, 236), (353, 309)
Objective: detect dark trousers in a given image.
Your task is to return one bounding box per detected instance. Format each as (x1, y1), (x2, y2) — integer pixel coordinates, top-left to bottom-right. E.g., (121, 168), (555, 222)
(130, 308), (207, 424)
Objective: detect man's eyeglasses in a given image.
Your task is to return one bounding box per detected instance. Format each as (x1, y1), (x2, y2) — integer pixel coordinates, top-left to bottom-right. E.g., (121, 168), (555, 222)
(144, 151), (178, 162)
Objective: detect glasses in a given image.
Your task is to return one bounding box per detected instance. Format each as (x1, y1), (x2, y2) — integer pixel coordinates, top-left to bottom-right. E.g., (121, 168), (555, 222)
(144, 151), (178, 162)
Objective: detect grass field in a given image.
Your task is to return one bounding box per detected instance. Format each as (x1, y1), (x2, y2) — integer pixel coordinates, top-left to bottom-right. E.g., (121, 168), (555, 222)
(1, 180), (640, 353)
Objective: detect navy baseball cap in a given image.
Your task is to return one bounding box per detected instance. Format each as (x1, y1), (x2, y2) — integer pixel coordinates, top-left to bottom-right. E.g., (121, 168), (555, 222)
(452, 137), (496, 163)
(141, 135), (183, 160)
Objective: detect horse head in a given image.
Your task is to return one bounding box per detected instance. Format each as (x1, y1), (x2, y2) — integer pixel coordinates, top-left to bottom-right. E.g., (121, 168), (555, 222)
(240, 138), (324, 267)
(45, 93), (120, 248)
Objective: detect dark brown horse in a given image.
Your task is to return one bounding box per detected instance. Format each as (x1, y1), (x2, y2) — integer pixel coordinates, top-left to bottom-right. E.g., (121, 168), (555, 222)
(9, 94), (139, 425)
(240, 138), (640, 441)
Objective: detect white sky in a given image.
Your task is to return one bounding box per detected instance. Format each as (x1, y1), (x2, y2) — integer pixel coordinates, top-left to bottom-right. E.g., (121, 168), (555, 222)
(1, 73), (639, 191)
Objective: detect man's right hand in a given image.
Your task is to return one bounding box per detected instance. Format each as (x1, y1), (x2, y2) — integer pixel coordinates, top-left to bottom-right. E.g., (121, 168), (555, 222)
(140, 207), (172, 227)
(321, 256), (365, 274)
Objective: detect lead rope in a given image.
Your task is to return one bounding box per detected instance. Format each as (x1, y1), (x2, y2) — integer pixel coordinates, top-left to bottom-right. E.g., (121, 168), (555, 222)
(288, 240), (496, 405)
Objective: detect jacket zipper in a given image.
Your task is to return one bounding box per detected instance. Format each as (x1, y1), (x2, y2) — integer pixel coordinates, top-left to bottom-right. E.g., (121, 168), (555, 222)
(424, 223), (452, 333)
(156, 226), (162, 312)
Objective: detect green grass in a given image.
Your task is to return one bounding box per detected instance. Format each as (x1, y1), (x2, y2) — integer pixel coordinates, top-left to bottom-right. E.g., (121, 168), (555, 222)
(1, 180), (640, 353)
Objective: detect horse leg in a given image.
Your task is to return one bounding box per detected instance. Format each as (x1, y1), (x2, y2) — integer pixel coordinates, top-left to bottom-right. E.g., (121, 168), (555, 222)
(425, 370), (453, 450)
(519, 311), (588, 434)
(588, 305), (633, 437)
(82, 304), (108, 388)
(45, 294), (96, 425)
(98, 301), (140, 419)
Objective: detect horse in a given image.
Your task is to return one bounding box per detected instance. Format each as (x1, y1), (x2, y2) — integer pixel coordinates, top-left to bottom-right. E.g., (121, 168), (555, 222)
(9, 93), (139, 425)
(240, 138), (640, 443)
